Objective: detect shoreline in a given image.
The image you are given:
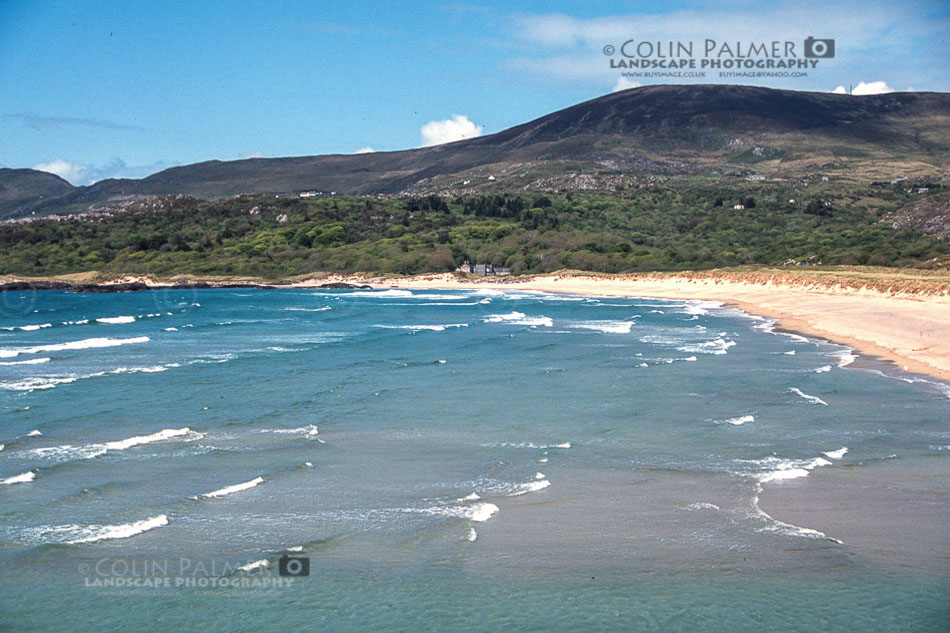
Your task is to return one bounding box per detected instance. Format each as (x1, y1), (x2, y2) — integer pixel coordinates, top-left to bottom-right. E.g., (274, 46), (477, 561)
(3, 269), (949, 382)
(377, 271), (950, 383)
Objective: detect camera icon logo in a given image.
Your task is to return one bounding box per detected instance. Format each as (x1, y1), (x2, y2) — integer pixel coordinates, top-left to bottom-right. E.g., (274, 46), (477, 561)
(278, 555), (310, 577)
(804, 37), (835, 58)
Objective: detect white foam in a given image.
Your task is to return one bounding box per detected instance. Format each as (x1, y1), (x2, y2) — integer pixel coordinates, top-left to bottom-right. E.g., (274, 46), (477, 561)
(66, 514), (169, 544)
(0, 336), (149, 358)
(831, 350), (857, 367)
(508, 478), (551, 496)
(783, 350), (796, 355)
(201, 476), (264, 499)
(259, 424), (320, 439)
(720, 414), (754, 426)
(788, 387), (828, 406)
(163, 327), (178, 331)
(2, 323), (52, 331)
(96, 316), (136, 324)
(568, 320), (634, 334)
(483, 312), (553, 327)
(466, 528), (478, 542)
(0, 444), (4, 453)
(814, 365), (832, 373)
(27, 430), (42, 437)
(823, 447), (848, 460)
(757, 518), (841, 543)
(461, 493), (481, 501)
(24, 427), (201, 462)
(0, 357), (51, 366)
(62, 319), (89, 326)
(748, 455), (833, 483)
(685, 502), (720, 511)
(101, 427), (195, 451)
(283, 306), (332, 312)
(465, 502), (499, 522)
(495, 441), (570, 449)
(1, 376), (79, 391)
(374, 323), (468, 332)
(677, 337), (736, 355)
(238, 559), (269, 572)
(1, 471), (35, 485)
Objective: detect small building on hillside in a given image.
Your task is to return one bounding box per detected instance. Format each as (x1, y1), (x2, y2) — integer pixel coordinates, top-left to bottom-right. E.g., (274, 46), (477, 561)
(733, 203), (745, 210)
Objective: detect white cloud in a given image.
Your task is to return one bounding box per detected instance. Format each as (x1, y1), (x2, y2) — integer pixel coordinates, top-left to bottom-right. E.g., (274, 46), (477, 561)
(830, 81), (895, 95)
(354, 146), (375, 154)
(851, 81), (895, 95)
(420, 115), (483, 147)
(31, 157), (171, 186)
(32, 159), (87, 184)
(612, 77), (641, 93)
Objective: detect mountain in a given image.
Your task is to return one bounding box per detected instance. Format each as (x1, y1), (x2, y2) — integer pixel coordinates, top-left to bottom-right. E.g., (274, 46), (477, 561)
(0, 169), (75, 218)
(4, 85), (949, 219)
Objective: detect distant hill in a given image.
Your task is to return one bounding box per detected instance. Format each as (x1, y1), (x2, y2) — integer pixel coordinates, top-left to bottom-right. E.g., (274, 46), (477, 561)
(4, 85), (948, 219)
(0, 169), (74, 218)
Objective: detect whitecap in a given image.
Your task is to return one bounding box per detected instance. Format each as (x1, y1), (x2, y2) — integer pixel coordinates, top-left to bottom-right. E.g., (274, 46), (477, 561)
(788, 387), (828, 406)
(507, 478), (551, 497)
(0, 336), (149, 359)
(743, 455), (832, 483)
(66, 514), (169, 544)
(27, 429), (42, 437)
(2, 323), (52, 331)
(717, 414), (754, 426)
(494, 441), (570, 450)
(283, 306), (332, 312)
(483, 312), (553, 327)
(823, 447), (848, 460)
(685, 502), (720, 511)
(96, 316), (136, 325)
(22, 427), (201, 462)
(101, 427), (196, 451)
(0, 357), (51, 366)
(814, 365), (832, 373)
(466, 528), (478, 542)
(568, 321), (634, 334)
(238, 559), (269, 572)
(200, 476), (264, 499)
(830, 350), (857, 367)
(1, 471), (35, 485)
(373, 323), (468, 332)
(465, 502), (499, 522)
(259, 425), (320, 439)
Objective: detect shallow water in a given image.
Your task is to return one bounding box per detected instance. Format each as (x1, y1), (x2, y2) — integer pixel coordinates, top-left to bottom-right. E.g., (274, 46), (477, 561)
(0, 287), (947, 631)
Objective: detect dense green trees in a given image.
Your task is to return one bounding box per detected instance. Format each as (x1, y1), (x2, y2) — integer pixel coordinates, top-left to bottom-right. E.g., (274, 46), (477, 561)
(0, 182), (944, 278)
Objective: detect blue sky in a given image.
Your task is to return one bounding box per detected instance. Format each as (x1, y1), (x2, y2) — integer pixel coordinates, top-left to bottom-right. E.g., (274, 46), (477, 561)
(1, 0), (947, 185)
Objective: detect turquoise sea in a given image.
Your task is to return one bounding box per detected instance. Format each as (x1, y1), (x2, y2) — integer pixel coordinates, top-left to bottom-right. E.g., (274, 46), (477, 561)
(0, 287), (947, 631)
